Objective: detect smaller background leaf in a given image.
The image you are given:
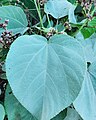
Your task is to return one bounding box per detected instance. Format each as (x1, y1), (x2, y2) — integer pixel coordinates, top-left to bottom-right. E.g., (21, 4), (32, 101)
(44, 0), (72, 19)
(81, 27), (96, 39)
(51, 109), (67, 120)
(74, 71), (96, 120)
(4, 84), (37, 120)
(64, 107), (82, 120)
(67, 0), (76, 4)
(0, 104), (5, 120)
(0, 6), (28, 35)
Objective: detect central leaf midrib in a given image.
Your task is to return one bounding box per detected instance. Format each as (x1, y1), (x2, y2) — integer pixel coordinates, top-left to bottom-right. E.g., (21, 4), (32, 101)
(41, 44), (49, 120)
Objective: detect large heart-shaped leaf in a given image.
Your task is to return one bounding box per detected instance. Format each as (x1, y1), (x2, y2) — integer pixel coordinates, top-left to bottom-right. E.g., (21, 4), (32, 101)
(44, 0), (75, 20)
(5, 84), (37, 120)
(0, 104), (5, 120)
(0, 6), (28, 34)
(6, 34), (86, 120)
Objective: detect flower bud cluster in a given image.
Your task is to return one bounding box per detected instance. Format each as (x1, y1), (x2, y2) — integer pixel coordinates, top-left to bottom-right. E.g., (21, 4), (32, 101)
(64, 21), (71, 31)
(37, 0), (47, 6)
(46, 28), (56, 39)
(80, 0), (95, 21)
(0, 18), (13, 48)
(0, 18), (9, 30)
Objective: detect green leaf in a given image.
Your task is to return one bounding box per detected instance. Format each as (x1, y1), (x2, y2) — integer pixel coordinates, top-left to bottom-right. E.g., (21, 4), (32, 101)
(73, 40), (96, 119)
(88, 17), (96, 27)
(0, 6), (28, 34)
(76, 33), (96, 63)
(6, 34), (86, 120)
(0, 104), (5, 120)
(74, 71), (96, 120)
(80, 17), (96, 39)
(68, 5), (76, 24)
(51, 109), (67, 120)
(64, 107), (82, 120)
(5, 84), (37, 120)
(44, 0), (73, 19)
(80, 17), (96, 38)
(0, 73), (7, 80)
(67, 0), (76, 4)
(20, 0), (38, 22)
(81, 27), (96, 39)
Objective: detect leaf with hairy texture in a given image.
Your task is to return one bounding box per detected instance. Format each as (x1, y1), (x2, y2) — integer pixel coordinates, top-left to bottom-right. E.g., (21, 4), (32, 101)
(4, 84), (37, 120)
(74, 70), (96, 120)
(44, 0), (76, 21)
(76, 33), (96, 63)
(0, 6), (28, 34)
(6, 34), (86, 120)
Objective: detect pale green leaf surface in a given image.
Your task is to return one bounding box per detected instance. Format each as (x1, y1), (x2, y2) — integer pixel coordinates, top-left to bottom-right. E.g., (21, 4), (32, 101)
(68, 5), (76, 24)
(0, 104), (5, 120)
(6, 34), (86, 120)
(0, 6), (28, 34)
(5, 84), (37, 120)
(76, 33), (96, 63)
(44, 0), (76, 23)
(73, 33), (96, 120)
(89, 61), (96, 93)
(74, 71), (96, 120)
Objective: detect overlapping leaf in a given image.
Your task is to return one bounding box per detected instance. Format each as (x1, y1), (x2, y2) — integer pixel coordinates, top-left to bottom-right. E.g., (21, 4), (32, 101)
(74, 71), (96, 120)
(76, 33), (96, 63)
(67, 0), (76, 4)
(0, 6), (28, 34)
(51, 109), (67, 120)
(64, 107), (82, 120)
(74, 33), (96, 120)
(44, 0), (76, 23)
(5, 84), (37, 120)
(0, 104), (5, 120)
(6, 34), (86, 120)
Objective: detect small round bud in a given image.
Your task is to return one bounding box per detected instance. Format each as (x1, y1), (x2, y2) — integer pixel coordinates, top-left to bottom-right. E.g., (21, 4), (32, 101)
(5, 19), (9, 24)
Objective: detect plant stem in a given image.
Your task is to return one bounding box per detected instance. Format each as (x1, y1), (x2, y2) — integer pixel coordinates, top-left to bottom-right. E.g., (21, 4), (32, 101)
(33, 0), (44, 28)
(73, 6), (96, 37)
(46, 14), (51, 27)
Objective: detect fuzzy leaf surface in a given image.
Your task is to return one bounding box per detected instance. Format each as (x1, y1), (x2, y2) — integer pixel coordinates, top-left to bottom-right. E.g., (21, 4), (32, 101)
(0, 6), (28, 34)
(6, 34), (86, 120)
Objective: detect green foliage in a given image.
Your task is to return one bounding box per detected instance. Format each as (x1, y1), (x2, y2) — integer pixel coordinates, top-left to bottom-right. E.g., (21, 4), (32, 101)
(51, 109), (67, 120)
(64, 107), (82, 120)
(81, 27), (96, 39)
(74, 71), (96, 120)
(0, 6), (28, 34)
(67, 0), (76, 4)
(44, 0), (76, 23)
(5, 84), (37, 120)
(0, 104), (5, 120)
(74, 33), (96, 120)
(6, 34), (86, 120)
(0, 0), (96, 120)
